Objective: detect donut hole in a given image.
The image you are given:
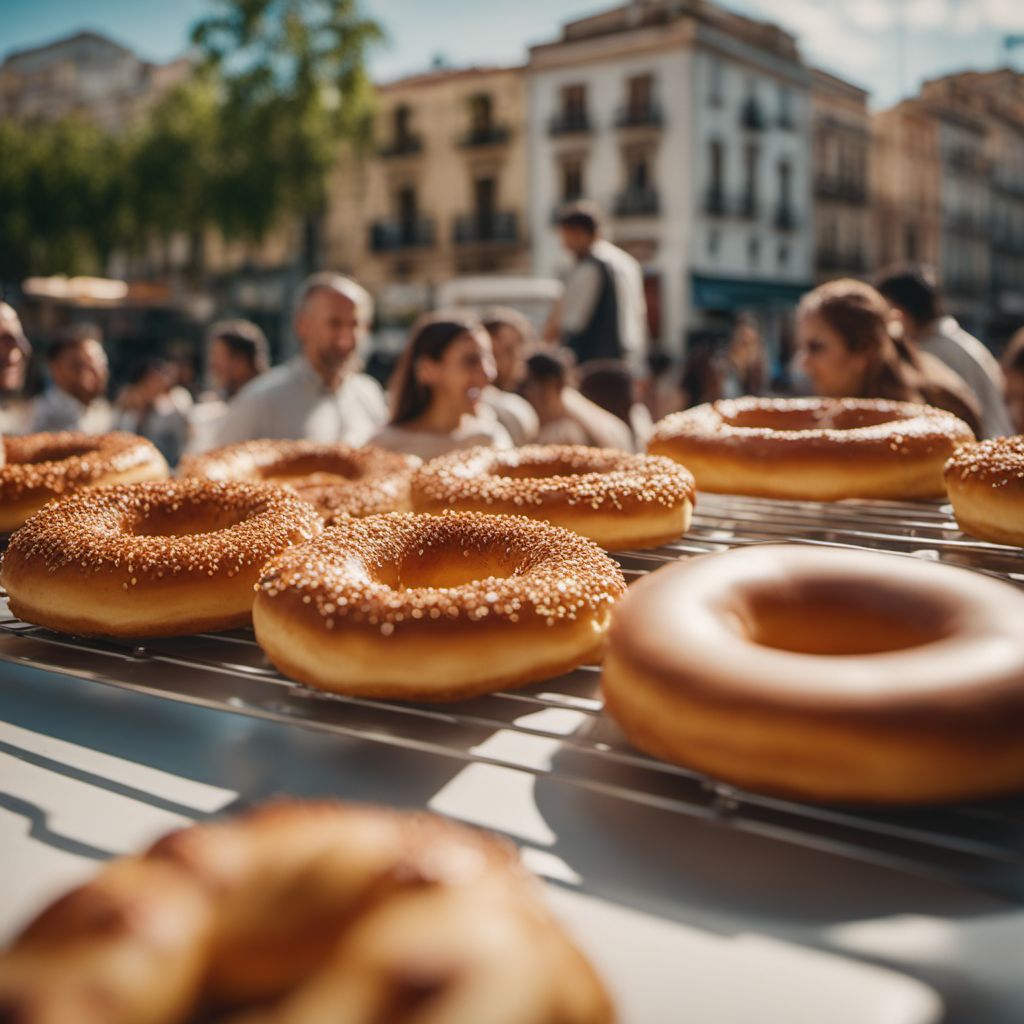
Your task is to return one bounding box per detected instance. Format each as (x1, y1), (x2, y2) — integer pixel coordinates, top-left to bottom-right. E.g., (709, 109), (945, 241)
(130, 503), (251, 537)
(260, 454), (362, 487)
(724, 406), (902, 432)
(17, 441), (99, 465)
(492, 460), (585, 480)
(377, 544), (515, 591)
(740, 584), (954, 656)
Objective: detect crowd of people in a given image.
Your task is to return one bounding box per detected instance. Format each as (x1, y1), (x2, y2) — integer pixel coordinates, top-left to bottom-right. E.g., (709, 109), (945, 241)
(1, 202), (1022, 466)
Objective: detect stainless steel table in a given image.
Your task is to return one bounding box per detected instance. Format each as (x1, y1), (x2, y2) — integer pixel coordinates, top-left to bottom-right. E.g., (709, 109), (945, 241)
(3, 494), (1023, 1022)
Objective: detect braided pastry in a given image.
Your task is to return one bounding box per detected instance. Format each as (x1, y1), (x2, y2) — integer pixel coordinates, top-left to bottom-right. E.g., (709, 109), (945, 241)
(0, 801), (613, 1024)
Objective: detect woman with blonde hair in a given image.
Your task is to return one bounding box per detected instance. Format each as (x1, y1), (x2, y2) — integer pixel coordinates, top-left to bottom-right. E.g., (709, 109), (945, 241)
(795, 279), (982, 436)
(370, 311), (512, 460)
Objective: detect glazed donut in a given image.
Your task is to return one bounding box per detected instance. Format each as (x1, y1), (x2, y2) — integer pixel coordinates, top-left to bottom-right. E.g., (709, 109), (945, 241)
(0, 431), (168, 533)
(411, 445), (695, 550)
(602, 544), (1024, 804)
(180, 440), (420, 523)
(0, 479), (322, 637)
(0, 801), (612, 1024)
(648, 397), (974, 500)
(253, 510), (627, 701)
(944, 436), (1024, 546)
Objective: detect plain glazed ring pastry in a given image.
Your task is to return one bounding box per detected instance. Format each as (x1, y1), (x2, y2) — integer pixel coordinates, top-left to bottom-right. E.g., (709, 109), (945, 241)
(0, 479), (322, 637)
(0, 431), (169, 533)
(0, 801), (613, 1024)
(254, 510), (627, 701)
(411, 445), (695, 550)
(944, 436), (1024, 546)
(602, 543), (1024, 804)
(180, 440), (420, 523)
(648, 397), (974, 501)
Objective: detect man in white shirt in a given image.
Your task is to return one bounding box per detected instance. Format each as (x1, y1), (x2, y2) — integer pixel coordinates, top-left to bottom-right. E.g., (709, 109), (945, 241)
(552, 202), (648, 379)
(876, 267), (1013, 438)
(31, 323), (113, 434)
(215, 273), (387, 446)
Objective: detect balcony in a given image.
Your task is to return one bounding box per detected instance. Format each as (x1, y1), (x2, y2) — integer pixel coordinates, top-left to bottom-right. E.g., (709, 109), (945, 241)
(774, 204), (798, 231)
(548, 110), (591, 136)
(452, 211), (519, 245)
(368, 218), (435, 252)
(814, 176), (868, 204)
(740, 98), (765, 131)
(377, 134), (423, 159)
(613, 187), (659, 217)
(704, 188), (728, 216)
(615, 103), (663, 129)
(459, 124), (511, 148)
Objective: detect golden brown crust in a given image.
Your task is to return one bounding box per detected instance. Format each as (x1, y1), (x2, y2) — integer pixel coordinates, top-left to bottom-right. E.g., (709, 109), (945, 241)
(0, 479), (322, 637)
(0, 801), (613, 1024)
(180, 440), (420, 522)
(602, 544), (1024, 804)
(253, 511), (626, 699)
(944, 436), (1024, 546)
(411, 444), (695, 549)
(649, 397), (974, 500)
(0, 431), (169, 532)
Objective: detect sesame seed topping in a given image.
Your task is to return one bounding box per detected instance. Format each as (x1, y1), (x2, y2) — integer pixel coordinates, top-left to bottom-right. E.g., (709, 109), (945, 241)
(945, 436), (1024, 489)
(257, 510), (626, 631)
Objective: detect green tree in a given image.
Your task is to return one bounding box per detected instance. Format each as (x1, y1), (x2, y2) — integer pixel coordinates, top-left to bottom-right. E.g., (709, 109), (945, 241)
(191, 0), (383, 264)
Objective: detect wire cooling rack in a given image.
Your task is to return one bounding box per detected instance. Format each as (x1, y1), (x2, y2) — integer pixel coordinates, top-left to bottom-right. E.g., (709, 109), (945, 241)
(1, 493), (1024, 901)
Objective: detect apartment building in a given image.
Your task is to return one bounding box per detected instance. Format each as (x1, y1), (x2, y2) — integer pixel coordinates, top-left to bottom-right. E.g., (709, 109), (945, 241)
(810, 68), (871, 282)
(326, 65), (531, 329)
(527, 0), (813, 358)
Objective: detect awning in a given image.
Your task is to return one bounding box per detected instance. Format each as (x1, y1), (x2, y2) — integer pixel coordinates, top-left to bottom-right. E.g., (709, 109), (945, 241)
(691, 273), (813, 310)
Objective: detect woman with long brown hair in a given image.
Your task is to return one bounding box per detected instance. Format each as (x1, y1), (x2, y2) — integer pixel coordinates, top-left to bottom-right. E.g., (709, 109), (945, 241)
(796, 279), (982, 436)
(370, 311), (512, 460)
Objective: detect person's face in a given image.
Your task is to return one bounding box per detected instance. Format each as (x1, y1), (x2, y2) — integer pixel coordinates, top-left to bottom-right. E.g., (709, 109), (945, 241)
(51, 339), (108, 406)
(138, 368), (169, 405)
(295, 289), (364, 382)
(488, 323), (526, 391)
(209, 338), (256, 398)
(559, 225), (595, 258)
(1006, 367), (1024, 435)
(416, 329), (495, 418)
(0, 306), (30, 394)
(796, 312), (869, 398)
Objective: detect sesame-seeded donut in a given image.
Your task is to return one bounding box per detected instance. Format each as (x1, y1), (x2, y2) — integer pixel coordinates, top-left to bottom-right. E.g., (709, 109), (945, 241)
(945, 437), (1024, 546)
(649, 397), (974, 500)
(603, 544), (1024, 804)
(411, 445), (695, 550)
(0, 479), (322, 637)
(0, 800), (613, 1024)
(253, 511), (627, 701)
(179, 440), (420, 523)
(0, 431), (169, 533)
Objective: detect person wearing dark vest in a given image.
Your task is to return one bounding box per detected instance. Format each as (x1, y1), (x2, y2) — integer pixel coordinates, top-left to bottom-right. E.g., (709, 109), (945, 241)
(553, 202), (648, 378)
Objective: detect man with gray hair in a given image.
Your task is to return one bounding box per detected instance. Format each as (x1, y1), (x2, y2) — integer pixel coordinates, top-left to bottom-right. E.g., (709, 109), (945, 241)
(215, 273), (387, 446)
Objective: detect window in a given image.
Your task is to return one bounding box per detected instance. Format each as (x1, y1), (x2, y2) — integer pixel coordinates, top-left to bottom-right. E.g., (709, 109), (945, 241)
(748, 234), (761, 267)
(562, 157), (584, 202)
(626, 148), (651, 191)
(396, 185), (418, 244)
(563, 84), (586, 120)
(707, 138), (725, 213)
(778, 241), (789, 267)
(743, 142), (759, 216)
(626, 73), (653, 119)
(707, 228), (720, 258)
(709, 57), (724, 107)
(475, 176), (496, 236)
(469, 94), (492, 134)
(393, 104), (411, 141)
(779, 85), (794, 129)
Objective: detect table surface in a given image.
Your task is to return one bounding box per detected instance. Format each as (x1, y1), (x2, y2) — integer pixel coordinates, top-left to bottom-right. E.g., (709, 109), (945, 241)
(4, 492), (1024, 1022)
(5, 658), (1022, 1024)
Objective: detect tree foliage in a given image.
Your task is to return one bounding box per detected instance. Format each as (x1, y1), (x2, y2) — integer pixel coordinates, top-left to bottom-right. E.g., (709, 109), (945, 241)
(0, 0), (382, 283)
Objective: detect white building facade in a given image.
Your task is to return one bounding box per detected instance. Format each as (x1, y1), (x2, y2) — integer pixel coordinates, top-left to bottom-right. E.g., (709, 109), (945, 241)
(527, 0), (814, 364)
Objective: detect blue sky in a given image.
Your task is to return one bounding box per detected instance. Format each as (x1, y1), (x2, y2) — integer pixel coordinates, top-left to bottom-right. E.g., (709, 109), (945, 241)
(3, 0), (1024, 108)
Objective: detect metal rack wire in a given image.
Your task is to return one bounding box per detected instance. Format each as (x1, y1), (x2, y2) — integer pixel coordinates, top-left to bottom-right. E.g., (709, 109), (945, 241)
(2, 493), (1024, 902)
